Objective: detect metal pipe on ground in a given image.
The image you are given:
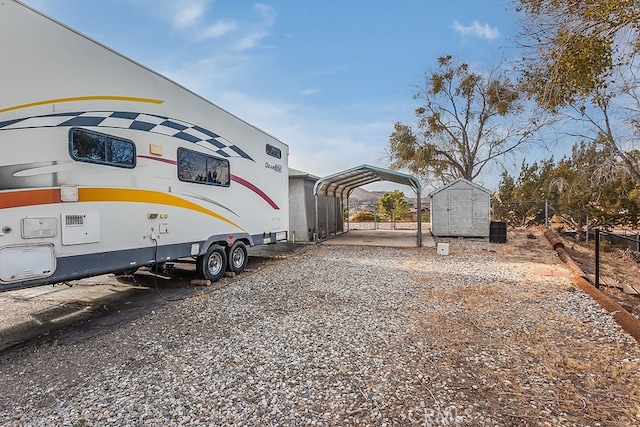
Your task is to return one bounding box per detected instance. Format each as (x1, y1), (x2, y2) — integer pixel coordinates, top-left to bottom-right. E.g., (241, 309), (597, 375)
(543, 229), (640, 344)
(543, 230), (589, 281)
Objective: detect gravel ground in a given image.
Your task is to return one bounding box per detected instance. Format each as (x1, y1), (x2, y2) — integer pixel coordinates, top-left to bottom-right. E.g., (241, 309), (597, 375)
(1, 232), (640, 426)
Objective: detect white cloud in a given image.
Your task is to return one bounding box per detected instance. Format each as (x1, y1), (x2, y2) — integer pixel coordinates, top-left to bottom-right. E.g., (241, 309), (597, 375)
(205, 91), (398, 178)
(160, 52), (253, 95)
(216, 91), (290, 125)
(254, 3), (276, 27)
(452, 20), (499, 40)
(301, 88), (321, 96)
(309, 67), (348, 77)
(158, 2), (275, 51)
(198, 21), (236, 40)
(169, 0), (207, 30)
(235, 30), (271, 51)
(233, 4), (276, 51)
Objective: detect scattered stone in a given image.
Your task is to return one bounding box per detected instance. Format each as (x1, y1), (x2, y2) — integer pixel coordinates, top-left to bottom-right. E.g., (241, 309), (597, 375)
(0, 232), (639, 426)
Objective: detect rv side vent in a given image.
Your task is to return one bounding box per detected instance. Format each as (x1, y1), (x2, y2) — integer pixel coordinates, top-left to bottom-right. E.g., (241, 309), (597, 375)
(65, 215), (84, 227)
(60, 212), (100, 245)
(21, 217), (57, 239)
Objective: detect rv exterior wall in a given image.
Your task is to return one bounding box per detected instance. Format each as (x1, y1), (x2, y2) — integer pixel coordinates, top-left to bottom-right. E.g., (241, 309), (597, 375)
(0, 0), (289, 290)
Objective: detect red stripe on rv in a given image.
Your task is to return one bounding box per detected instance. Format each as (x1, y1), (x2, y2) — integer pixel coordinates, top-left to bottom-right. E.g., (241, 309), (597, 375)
(0, 188), (60, 209)
(137, 155), (177, 165)
(137, 155), (280, 209)
(231, 175), (280, 210)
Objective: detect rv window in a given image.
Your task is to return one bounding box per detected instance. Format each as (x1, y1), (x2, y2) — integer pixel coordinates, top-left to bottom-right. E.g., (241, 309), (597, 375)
(69, 128), (135, 168)
(266, 143), (281, 159)
(177, 148), (230, 187)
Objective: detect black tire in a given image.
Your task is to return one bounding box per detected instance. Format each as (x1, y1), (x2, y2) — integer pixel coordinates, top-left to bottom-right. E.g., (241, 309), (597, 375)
(196, 245), (227, 282)
(227, 241), (248, 274)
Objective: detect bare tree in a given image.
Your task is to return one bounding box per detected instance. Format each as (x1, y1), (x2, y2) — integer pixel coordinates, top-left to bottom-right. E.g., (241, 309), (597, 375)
(515, 0), (640, 182)
(388, 55), (542, 185)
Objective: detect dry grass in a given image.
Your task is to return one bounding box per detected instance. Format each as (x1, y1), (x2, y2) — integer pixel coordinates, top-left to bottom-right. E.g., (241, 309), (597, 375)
(408, 228), (640, 425)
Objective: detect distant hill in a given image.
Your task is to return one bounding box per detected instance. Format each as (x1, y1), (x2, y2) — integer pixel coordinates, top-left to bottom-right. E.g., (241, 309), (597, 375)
(348, 188), (384, 203)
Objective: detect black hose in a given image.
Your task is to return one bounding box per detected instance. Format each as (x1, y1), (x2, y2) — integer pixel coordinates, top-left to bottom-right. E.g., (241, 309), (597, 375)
(151, 236), (189, 303)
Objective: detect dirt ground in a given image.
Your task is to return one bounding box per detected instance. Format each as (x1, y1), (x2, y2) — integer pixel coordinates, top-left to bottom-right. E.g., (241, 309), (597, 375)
(429, 227), (640, 425)
(1, 228), (640, 425)
(479, 226), (640, 322)
(556, 231), (640, 321)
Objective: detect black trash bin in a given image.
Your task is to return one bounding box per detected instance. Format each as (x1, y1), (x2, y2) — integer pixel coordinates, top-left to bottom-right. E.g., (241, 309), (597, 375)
(490, 221), (507, 243)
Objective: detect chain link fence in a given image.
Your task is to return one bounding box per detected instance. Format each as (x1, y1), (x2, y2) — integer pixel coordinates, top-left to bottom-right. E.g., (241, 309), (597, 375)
(492, 199), (640, 251)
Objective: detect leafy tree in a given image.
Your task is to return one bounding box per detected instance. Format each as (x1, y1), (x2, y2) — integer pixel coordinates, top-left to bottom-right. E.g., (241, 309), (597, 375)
(555, 143), (640, 229)
(515, 0), (640, 183)
(388, 55), (540, 185)
(496, 141), (640, 230)
(516, 0), (640, 109)
(493, 159), (554, 226)
(492, 170), (517, 223)
(377, 190), (409, 221)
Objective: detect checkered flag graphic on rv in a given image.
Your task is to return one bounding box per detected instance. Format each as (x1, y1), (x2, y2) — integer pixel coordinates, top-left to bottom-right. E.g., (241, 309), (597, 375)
(0, 111), (254, 161)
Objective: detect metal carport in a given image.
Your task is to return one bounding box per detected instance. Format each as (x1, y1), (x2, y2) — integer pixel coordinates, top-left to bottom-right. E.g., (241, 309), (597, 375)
(313, 164), (423, 246)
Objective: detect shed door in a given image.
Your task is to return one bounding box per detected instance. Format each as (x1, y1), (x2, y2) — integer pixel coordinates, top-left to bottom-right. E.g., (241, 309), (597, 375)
(449, 189), (473, 234)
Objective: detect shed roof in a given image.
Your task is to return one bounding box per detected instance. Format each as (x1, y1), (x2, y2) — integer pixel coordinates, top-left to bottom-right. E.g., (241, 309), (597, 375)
(429, 177), (492, 197)
(313, 164), (420, 199)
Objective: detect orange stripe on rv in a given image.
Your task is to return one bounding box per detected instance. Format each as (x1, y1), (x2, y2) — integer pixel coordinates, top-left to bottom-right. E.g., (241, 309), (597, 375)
(78, 188), (244, 231)
(0, 96), (164, 113)
(0, 187), (244, 232)
(0, 188), (60, 209)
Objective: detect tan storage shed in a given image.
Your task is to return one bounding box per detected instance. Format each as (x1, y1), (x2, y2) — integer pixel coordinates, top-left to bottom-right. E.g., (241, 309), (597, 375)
(430, 178), (491, 237)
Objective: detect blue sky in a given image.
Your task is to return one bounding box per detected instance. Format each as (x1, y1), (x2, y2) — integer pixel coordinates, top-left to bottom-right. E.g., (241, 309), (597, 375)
(22, 0), (522, 192)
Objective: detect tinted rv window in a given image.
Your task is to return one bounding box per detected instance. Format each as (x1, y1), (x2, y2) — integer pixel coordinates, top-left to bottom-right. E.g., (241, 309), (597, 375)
(266, 143), (281, 159)
(177, 148), (230, 187)
(69, 128), (135, 168)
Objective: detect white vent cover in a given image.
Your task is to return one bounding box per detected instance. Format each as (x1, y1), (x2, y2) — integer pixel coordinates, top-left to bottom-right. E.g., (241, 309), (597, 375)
(21, 217), (57, 239)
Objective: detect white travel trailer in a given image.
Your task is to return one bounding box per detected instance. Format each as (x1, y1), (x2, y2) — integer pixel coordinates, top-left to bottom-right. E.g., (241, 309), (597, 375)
(0, 1), (289, 291)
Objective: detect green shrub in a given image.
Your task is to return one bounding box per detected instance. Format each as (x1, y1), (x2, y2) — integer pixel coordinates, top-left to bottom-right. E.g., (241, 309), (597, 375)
(350, 211), (375, 222)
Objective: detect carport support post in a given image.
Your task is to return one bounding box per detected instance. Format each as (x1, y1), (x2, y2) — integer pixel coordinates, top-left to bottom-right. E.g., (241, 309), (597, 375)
(416, 194), (422, 247)
(595, 228), (600, 289)
(324, 198), (328, 239)
(346, 197), (350, 231)
(374, 205), (377, 230)
(314, 194), (319, 242)
(392, 202), (396, 230)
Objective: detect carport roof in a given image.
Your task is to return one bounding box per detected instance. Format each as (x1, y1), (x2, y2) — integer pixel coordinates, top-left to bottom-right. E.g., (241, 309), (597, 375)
(313, 164), (421, 199)
(312, 164), (423, 247)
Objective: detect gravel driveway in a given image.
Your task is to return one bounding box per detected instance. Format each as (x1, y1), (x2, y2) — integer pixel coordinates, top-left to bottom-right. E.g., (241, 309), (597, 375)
(1, 233), (640, 426)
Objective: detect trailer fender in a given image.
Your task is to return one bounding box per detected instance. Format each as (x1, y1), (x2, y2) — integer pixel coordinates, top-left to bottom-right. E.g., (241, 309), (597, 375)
(198, 233), (254, 257)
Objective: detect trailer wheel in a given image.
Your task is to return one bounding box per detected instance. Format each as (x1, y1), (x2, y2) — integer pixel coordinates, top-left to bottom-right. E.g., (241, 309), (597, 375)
(227, 241), (248, 274)
(197, 245), (227, 282)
